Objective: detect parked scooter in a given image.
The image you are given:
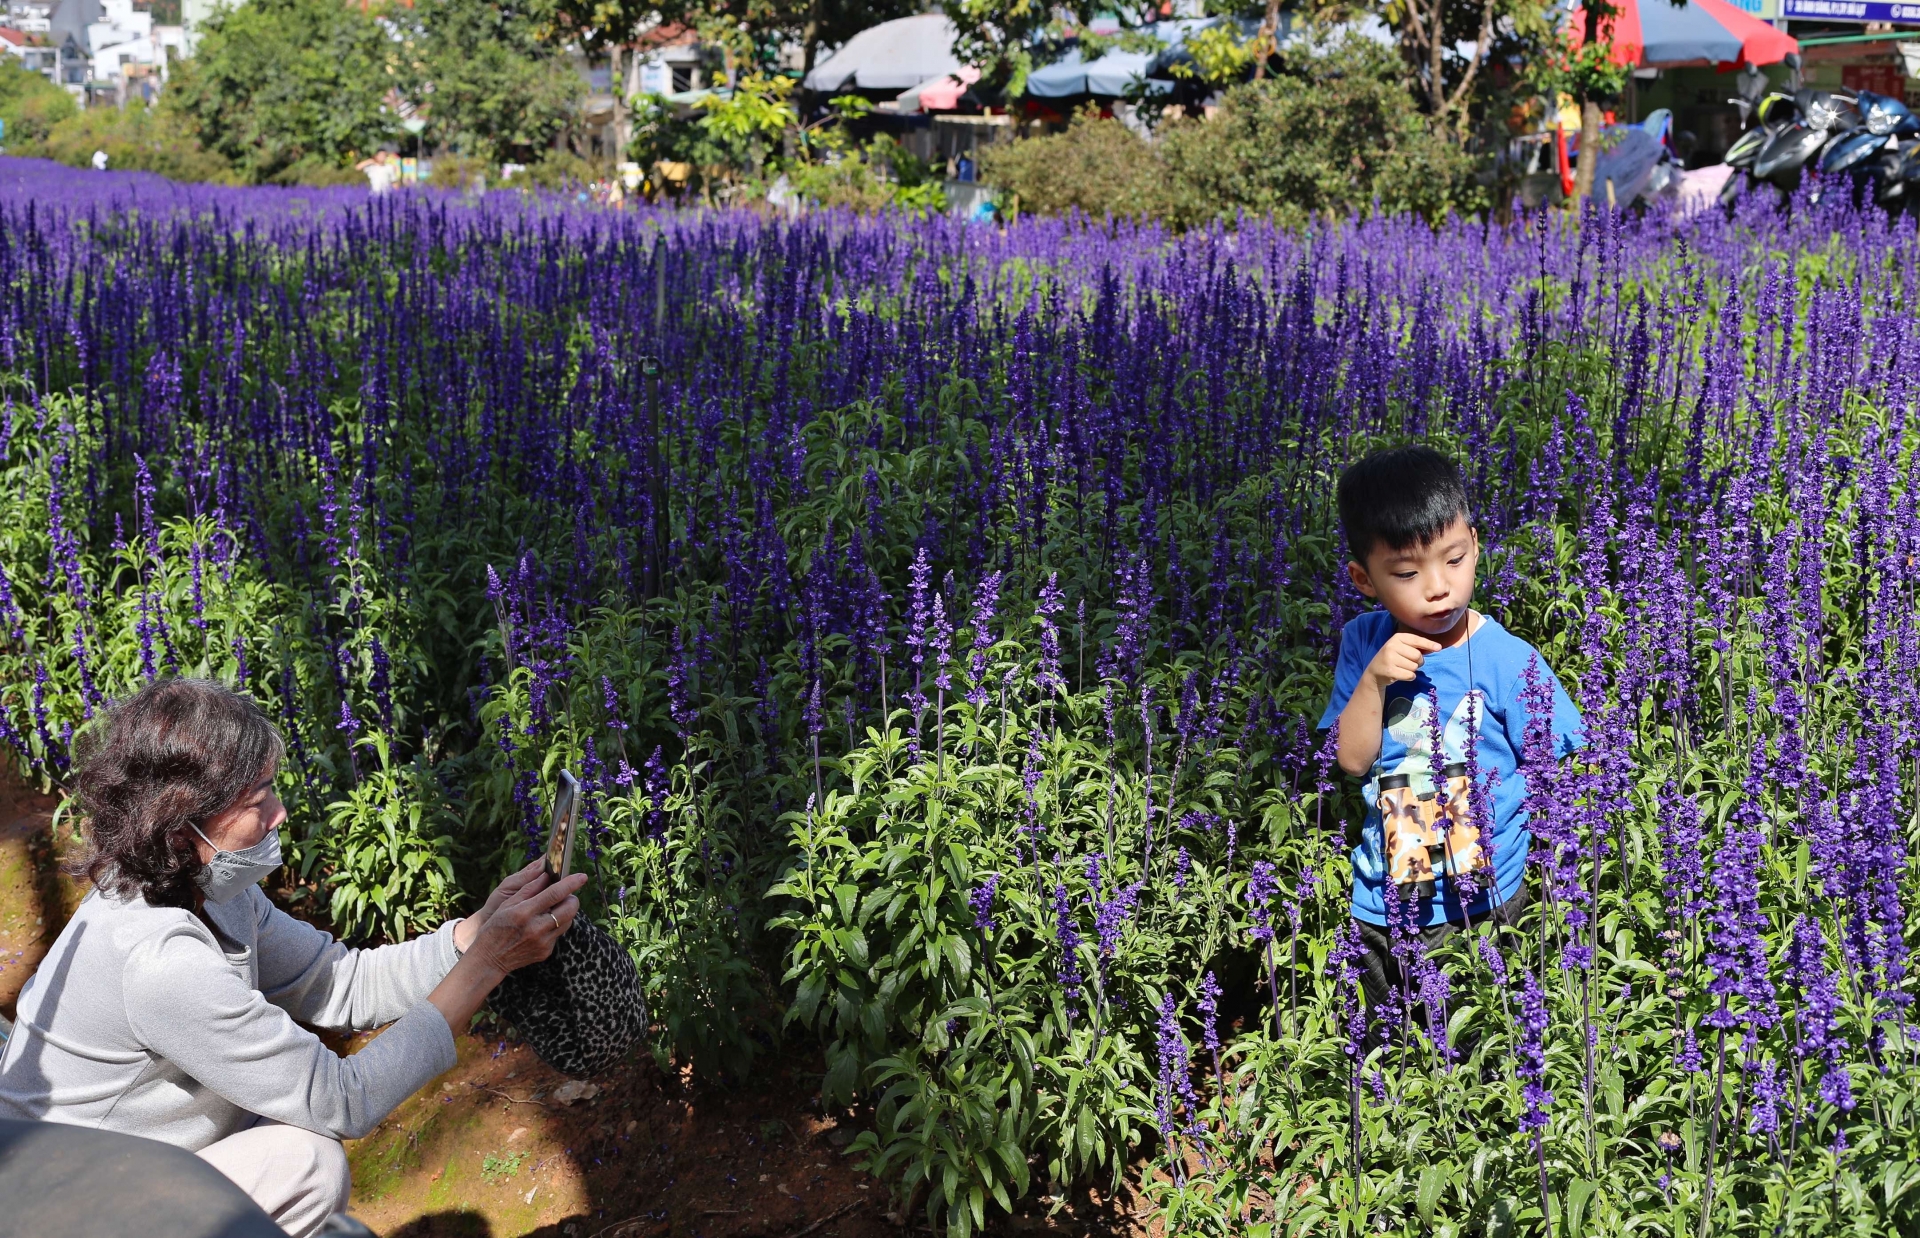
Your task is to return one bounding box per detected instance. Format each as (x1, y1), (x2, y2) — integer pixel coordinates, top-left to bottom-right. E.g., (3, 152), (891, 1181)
(1816, 90), (1919, 207)
(1752, 88), (1859, 193)
(1720, 68), (1800, 207)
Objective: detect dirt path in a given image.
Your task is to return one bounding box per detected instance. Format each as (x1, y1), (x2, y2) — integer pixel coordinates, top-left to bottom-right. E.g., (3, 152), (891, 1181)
(0, 780), (82, 1021)
(0, 783), (1153, 1238)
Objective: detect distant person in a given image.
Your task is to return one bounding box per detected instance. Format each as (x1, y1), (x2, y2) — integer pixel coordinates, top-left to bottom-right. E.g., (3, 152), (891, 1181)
(356, 149), (397, 195)
(0, 678), (586, 1237)
(955, 152), (974, 183)
(90, 149), (108, 171)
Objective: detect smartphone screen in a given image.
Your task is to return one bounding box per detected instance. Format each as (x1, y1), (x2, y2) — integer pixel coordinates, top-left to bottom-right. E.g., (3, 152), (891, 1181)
(544, 770), (581, 880)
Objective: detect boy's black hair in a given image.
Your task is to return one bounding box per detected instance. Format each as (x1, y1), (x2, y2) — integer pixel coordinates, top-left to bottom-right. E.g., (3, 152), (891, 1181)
(1336, 445), (1470, 565)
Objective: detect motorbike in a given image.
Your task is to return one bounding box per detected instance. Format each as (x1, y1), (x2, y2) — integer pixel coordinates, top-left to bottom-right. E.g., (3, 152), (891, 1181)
(1816, 90), (1920, 207)
(1720, 91), (1800, 206)
(1752, 88), (1859, 192)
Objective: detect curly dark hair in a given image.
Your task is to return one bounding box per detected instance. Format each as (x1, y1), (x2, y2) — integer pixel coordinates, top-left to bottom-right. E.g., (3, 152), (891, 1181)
(71, 678), (285, 911)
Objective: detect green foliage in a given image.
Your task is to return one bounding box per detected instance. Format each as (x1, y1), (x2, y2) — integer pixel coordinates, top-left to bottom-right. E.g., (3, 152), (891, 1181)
(516, 147), (598, 190)
(986, 37), (1485, 227)
(273, 156), (369, 188)
(1166, 24), (1257, 88)
(321, 732), (462, 943)
(399, 0), (582, 166)
(629, 81), (944, 212)
(0, 60), (77, 147)
(34, 101), (237, 183)
(981, 107), (1168, 221)
(693, 71), (795, 148)
(480, 1149), (528, 1182)
(947, 0), (1094, 95)
(1158, 36), (1486, 226)
(166, 0), (400, 182)
(1529, 34), (1635, 108)
(426, 153), (491, 191)
(540, 0), (914, 82)
(17, 168), (1920, 1238)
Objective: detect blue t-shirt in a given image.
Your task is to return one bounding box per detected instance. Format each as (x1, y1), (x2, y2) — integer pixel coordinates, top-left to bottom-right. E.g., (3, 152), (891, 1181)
(1317, 610), (1584, 928)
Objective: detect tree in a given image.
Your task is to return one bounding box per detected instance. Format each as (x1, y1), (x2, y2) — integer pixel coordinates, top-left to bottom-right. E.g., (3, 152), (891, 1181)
(984, 37), (1484, 227)
(0, 60), (77, 147)
(401, 0), (582, 165)
(1528, 0), (1631, 200)
(166, 0), (399, 182)
(1162, 35), (1483, 224)
(37, 99), (236, 181)
(542, 0), (914, 82)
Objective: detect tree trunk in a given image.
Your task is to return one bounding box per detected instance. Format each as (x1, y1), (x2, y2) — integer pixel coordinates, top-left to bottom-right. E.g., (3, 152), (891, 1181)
(1573, 97), (1603, 202)
(801, 0), (822, 78)
(1427, 0), (1445, 113)
(1572, 2), (1608, 203)
(609, 45), (629, 165)
(1252, 0), (1281, 81)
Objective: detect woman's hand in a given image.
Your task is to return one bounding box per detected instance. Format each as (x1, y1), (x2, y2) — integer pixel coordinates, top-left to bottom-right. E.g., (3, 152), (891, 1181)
(453, 860), (547, 954)
(427, 871), (588, 1037)
(463, 871), (588, 976)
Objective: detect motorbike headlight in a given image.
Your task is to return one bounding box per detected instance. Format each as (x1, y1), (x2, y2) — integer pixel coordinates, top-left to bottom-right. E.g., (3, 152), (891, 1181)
(1808, 99), (1840, 131)
(1867, 104), (1900, 135)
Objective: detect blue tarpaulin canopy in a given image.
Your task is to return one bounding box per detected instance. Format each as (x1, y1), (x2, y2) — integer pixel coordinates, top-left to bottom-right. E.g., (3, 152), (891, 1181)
(1025, 42), (1168, 98)
(1025, 18), (1279, 99)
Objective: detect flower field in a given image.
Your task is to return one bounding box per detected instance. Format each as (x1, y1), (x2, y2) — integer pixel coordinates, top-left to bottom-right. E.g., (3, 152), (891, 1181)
(6, 154), (1920, 1236)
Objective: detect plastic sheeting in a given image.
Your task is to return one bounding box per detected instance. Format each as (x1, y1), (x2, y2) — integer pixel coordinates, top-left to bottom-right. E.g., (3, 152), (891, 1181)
(804, 15), (965, 92)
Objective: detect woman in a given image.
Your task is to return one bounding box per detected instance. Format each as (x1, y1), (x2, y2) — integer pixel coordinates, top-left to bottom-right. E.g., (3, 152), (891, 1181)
(0, 678), (586, 1236)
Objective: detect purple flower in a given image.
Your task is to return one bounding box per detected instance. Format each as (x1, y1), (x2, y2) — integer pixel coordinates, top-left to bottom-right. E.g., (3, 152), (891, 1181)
(1099, 554), (1154, 687)
(1053, 878), (1084, 1016)
(970, 874), (999, 933)
(1034, 573), (1065, 697)
(1094, 878), (1144, 959)
(1676, 1027), (1704, 1075)
(1517, 967), (1552, 1138)
(1154, 992), (1204, 1150)
(904, 548), (932, 720)
(966, 571), (1001, 709)
(1247, 860), (1278, 943)
(1786, 915), (1855, 1112)
(930, 584), (954, 695)
(1748, 1057), (1782, 1137)
(1703, 792), (1778, 1035)
(1197, 971), (1222, 1057)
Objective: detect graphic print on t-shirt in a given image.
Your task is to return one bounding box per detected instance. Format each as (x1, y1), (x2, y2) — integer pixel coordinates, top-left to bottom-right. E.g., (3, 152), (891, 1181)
(1376, 688), (1490, 899)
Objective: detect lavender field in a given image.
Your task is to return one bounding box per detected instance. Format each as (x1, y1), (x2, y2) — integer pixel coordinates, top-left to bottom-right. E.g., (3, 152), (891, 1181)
(3, 153), (1919, 1236)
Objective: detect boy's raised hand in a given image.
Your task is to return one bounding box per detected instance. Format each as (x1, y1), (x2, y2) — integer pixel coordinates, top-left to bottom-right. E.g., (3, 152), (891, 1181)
(1366, 632), (1442, 688)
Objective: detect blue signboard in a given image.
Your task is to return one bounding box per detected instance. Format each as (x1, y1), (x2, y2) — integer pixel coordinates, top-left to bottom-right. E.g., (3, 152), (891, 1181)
(1783, 0), (1920, 19)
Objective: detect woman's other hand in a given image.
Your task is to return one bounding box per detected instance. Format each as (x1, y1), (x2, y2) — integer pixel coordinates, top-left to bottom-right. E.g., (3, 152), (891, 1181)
(453, 860), (546, 954)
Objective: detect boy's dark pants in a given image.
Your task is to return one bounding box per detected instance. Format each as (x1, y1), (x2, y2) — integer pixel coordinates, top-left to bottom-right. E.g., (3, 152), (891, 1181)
(1353, 882), (1531, 1059)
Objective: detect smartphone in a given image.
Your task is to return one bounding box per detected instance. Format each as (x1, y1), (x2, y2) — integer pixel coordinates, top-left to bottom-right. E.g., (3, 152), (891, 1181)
(543, 770), (582, 881)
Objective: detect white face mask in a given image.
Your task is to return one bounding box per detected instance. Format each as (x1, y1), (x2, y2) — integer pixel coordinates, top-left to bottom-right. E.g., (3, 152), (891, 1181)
(189, 821), (283, 904)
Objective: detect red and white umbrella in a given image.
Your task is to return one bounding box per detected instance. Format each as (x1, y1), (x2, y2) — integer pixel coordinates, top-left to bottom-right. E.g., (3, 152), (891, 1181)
(1567, 0), (1797, 67)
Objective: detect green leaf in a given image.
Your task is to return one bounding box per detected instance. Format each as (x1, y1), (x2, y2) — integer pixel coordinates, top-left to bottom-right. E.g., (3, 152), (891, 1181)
(1416, 1163), (1446, 1227)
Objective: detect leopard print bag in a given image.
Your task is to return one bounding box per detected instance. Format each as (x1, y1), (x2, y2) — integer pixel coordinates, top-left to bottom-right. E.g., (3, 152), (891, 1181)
(485, 917), (647, 1078)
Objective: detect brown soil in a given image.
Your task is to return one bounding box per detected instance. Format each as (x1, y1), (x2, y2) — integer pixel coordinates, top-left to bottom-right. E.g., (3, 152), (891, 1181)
(0, 780), (1155, 1238)
(0, 779), (84, 1021)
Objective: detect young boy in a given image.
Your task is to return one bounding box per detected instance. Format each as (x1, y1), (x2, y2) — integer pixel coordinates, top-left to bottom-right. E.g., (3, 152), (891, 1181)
(1316, 444), (1583, 1040)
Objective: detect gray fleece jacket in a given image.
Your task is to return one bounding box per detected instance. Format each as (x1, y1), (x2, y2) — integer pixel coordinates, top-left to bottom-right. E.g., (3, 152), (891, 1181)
(0, 883), (462, 1151)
